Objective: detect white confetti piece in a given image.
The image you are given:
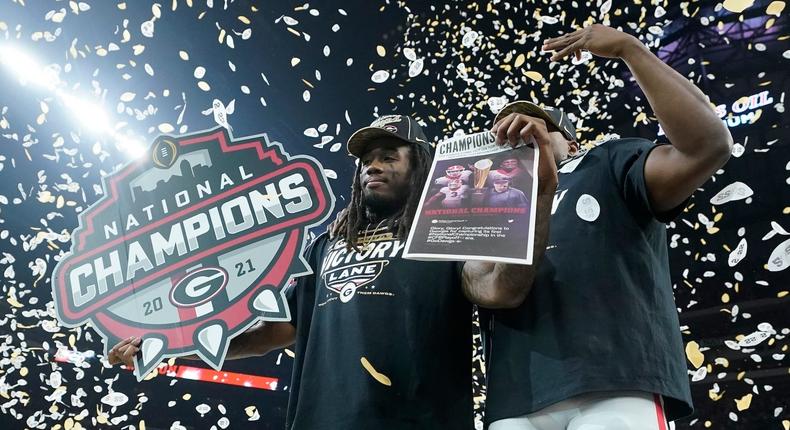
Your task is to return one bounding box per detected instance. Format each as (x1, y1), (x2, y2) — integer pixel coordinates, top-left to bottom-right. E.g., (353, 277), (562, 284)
(691, 366), (707, 382)
(403, 47), (417, 61)
(728, 238), (747, 267)
(487, 96), (508, 114)
(540, 16), (559, 24)
(101, 392), (129, 407)
(196, 403), (211, 416)
(576, 194), (600, 222)
(710, 181), (754, 205)
(371, 70), (390, 83)
(739, 330), (770, 347)
(766, 238), (790, 272)
(462, 30), (479, 47)
(141, 19), (155, 38)
(194, 66), (206, 79)
(408, 58), (424, 78)
(758, 322), (775, 333)
(212, 99), (231, 130)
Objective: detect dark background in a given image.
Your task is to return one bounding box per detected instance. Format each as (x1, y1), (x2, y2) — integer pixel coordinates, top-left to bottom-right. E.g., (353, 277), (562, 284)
(0, 0), (787, 429)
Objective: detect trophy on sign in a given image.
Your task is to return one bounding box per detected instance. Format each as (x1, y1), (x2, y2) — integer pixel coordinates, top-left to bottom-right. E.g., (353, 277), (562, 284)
(472, 158), (493, 194)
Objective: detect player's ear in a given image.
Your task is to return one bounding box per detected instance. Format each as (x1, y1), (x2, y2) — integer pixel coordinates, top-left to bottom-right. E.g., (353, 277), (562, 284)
(567, 140), (579, 156)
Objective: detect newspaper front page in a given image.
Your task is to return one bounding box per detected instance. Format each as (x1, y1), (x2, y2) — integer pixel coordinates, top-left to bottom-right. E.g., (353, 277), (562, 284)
(404, 131), (539, 264)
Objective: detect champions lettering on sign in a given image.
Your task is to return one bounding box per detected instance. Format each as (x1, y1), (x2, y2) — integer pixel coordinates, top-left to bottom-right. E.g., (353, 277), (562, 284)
(51, 128), (334, 380)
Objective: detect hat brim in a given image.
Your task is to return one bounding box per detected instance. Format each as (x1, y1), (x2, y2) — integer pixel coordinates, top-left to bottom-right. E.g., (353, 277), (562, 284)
(346, 127), (416, 158)
(493, 101), (574, 141)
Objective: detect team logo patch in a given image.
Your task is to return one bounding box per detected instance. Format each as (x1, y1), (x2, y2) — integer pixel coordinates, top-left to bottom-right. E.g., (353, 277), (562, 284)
(51, 128), (334, 379)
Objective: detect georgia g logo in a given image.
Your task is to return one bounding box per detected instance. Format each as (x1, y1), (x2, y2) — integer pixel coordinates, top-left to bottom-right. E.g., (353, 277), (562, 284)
(51, 128), (334, 380)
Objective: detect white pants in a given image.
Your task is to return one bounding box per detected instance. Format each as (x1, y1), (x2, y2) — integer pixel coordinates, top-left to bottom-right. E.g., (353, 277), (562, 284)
(489, 391), (669, 430)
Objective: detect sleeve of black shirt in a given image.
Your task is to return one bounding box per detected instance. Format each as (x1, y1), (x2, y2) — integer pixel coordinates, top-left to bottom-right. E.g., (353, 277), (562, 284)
(607, 138), (689, 223)
(284, 233), (325, 328)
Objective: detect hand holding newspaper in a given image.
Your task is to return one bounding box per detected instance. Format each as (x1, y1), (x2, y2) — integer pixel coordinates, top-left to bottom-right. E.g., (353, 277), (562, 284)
(404, 131), (539, 264)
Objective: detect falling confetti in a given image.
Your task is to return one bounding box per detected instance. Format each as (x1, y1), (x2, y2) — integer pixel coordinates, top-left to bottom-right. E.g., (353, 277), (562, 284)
(360, 357), (392, 386)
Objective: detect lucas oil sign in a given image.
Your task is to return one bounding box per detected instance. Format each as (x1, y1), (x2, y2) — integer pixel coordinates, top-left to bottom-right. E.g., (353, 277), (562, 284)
(51, 128), (334, 380)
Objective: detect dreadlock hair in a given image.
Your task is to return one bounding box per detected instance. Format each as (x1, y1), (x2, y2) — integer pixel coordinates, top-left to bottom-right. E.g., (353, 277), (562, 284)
(343, 144), (433, 250)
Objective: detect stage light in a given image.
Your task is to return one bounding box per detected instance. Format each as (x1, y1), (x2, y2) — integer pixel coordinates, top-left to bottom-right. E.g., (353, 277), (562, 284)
(1, 44), (148, 159)
(115, 134), (149, 157)
(0, 44), (61, 89)
(58, 92), (113, 134)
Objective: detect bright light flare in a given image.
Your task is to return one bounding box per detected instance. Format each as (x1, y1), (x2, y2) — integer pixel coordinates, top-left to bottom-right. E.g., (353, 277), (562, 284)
(0, 44), (61, 88)
(1, 44), (148, 159)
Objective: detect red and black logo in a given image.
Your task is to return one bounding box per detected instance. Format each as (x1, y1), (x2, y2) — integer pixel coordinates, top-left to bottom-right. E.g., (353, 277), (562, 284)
(51, 128), (333, 379)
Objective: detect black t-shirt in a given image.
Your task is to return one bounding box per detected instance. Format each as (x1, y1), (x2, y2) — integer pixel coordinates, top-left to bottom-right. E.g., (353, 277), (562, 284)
(284, 226), (474, 430)
(484, 138), (693, 424)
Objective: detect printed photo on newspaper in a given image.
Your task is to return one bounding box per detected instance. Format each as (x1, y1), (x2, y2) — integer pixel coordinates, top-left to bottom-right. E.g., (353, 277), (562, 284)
(403, 131), (539, 264)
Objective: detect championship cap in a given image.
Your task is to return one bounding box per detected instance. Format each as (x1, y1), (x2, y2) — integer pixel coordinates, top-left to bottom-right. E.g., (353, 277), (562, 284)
(347, 114), (432, 158)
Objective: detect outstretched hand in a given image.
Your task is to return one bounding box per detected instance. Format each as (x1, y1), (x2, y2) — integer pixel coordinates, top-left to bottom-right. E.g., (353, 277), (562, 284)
(542, 24), (643, 62)
(107, 336), (141, 367)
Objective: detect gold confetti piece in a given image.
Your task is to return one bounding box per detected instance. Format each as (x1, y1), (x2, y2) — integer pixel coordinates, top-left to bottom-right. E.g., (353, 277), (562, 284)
(783, 420), (789, 430)
(376, 45), (386, 57)
(524, 70), (543, 82)
(778, 291), (788, 298)
(360, 356), (392, 386)
(20, 367), (28, 376)
(685, 341), (705, 368)
(735, 393), (752, 411)
(133, 44), (145, 55)
(238, 15), (251, 24)
(197, 81), (211, 91)
(514, 53), (525, 68)
(7, 295), (23, 308)
(767, 1), (786, 16)
(722, 293), (730, 303)
(245, 406), (258, 417)
(723, 0), (755, 13)
(120, 92), (136, 102)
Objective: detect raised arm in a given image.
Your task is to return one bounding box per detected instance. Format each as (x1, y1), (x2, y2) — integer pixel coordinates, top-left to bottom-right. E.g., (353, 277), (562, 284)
(462, 115), (558, 309)
(107, 322), (296, 367)
(544, 24), (733, 213)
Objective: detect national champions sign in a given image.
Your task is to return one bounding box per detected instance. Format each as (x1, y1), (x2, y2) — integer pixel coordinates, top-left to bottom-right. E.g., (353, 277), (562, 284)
(51, 128), (334, 380)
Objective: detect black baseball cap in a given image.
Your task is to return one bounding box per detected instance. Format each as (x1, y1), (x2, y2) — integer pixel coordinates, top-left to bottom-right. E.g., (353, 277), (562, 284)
(493, 101), (577, 142)
(347, 114), (432, 158)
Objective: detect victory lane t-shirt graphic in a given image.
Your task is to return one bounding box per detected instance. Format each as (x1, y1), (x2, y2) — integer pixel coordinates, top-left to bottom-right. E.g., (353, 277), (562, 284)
(51, 128), (334, 380)
(318, 229), (406, 305)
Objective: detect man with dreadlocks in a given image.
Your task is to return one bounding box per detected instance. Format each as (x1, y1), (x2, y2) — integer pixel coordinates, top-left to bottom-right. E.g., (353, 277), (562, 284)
(108, 114), (560, 429)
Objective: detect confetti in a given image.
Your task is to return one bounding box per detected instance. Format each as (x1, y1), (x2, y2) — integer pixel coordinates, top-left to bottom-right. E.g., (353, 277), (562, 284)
(575, 194), (600, 222)
(360, 357), (392, 386)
